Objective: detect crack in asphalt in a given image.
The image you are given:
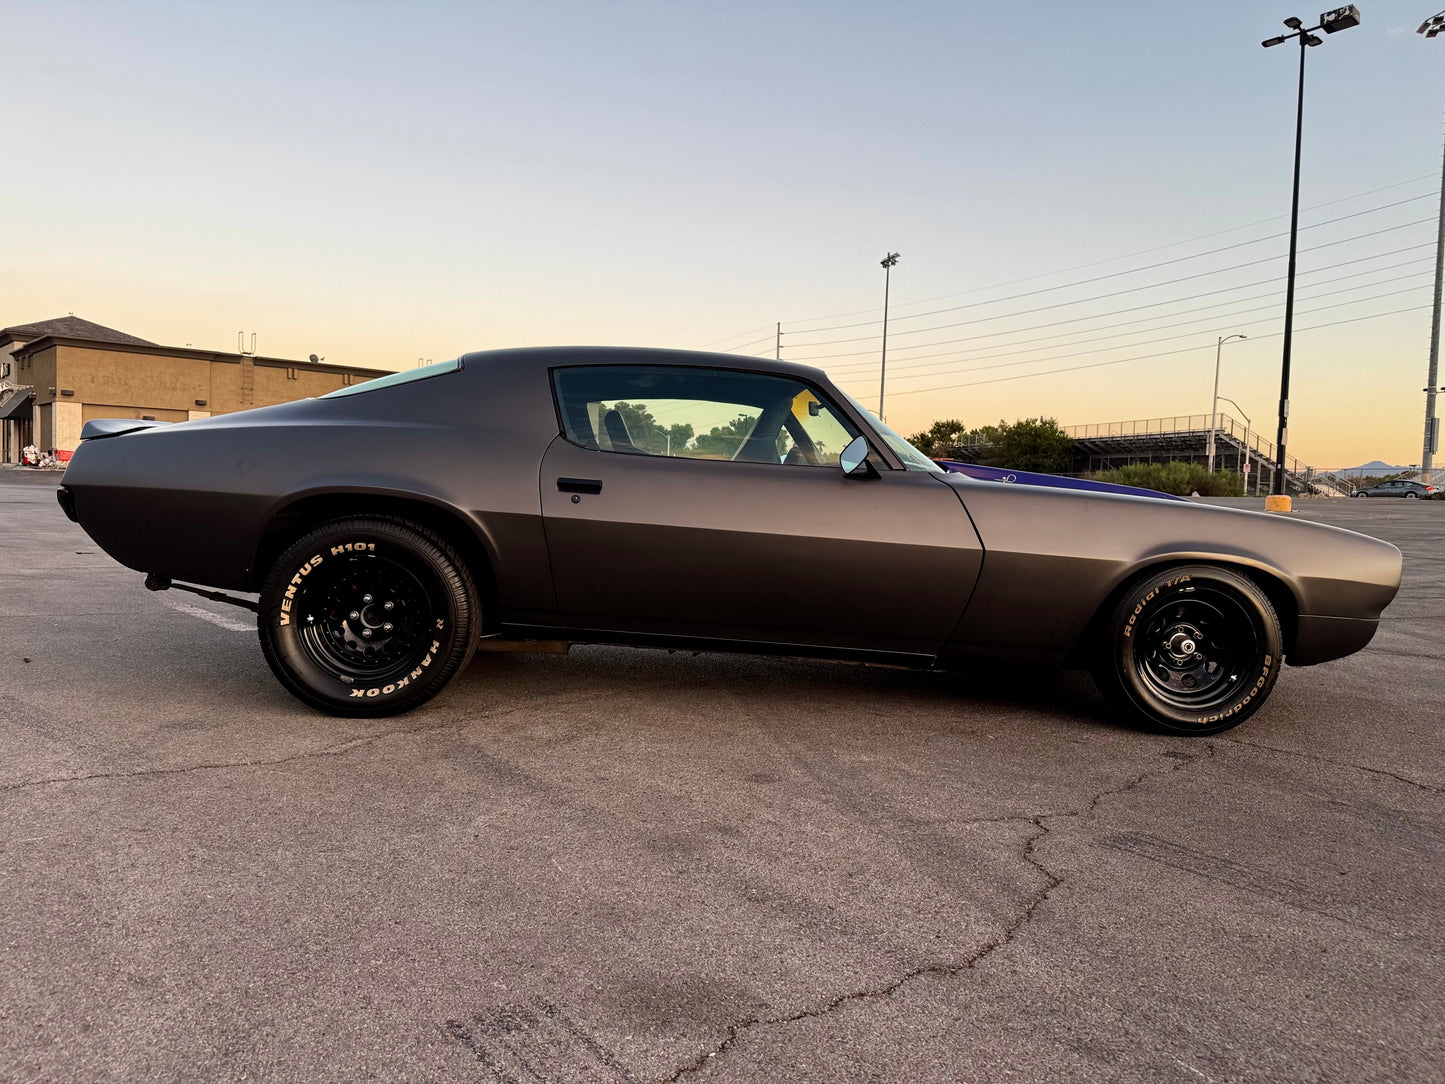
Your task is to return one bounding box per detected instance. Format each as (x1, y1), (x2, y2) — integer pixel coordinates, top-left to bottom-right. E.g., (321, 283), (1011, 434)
(1217, 736), (1444, 793)
(661, 744), (1215, 1083)
(0, 681), (699, 793)
(0, 719), (457, 791)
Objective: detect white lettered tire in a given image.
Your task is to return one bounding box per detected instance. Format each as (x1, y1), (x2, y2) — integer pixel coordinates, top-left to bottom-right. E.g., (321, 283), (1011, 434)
(257, 516), (478, 716)
(1091, 564), (1283, 735)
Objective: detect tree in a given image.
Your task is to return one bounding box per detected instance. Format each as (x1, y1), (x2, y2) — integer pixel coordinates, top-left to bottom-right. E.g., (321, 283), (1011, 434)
(992, 417), (1073, 473)
(608, 402), (693, 455)
(692, 413), (758, 458)
(906, 418), (970, 459)
(664, 422), (695, 454)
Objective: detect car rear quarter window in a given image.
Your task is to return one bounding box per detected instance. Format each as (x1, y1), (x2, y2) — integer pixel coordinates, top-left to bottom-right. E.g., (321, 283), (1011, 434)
(551, 365), (860, 467)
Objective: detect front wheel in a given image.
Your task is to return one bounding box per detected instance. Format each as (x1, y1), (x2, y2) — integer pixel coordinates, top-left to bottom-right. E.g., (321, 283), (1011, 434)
(1353, 491), (1368, 498)
(1404, 492), (1419, 499)
(258, 516), (479, 716)
(1091, 565), (1283, 735)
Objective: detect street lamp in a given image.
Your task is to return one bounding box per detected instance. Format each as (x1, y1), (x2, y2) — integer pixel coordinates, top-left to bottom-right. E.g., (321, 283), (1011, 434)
(878, 252), (900, 421)
(1208, 333), (1247, 472)
(1261, 7), (1362, 503)
(1416, 10), (1445, 475)
(1217, 395), (1254, 493)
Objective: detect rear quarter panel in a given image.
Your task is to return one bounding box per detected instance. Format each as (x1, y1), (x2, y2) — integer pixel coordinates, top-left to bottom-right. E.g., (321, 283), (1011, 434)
(61, 357), (560, 618)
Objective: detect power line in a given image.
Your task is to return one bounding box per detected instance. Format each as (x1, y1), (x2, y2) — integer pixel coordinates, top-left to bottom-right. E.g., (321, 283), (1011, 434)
(819, 264), (1434, 377)
(827, 284), (1430, 392)
(850, 304), (1432, 398)
(712, 333), (777, 353)
(784, 222), (1434, 353)
(781, 173), (1441, 329)
(786, 194), (1438, 336)
(693, 324), (777, 350)
(815, 253), (1435, 370)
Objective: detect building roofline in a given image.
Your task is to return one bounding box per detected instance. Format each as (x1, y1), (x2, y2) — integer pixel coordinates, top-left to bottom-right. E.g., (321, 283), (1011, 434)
(12, 335), (393, 378)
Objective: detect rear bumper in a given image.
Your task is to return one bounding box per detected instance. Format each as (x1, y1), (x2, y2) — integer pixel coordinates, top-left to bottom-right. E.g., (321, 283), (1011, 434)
(56, 485), (77, 522)
(1289, 614), (1379, 666)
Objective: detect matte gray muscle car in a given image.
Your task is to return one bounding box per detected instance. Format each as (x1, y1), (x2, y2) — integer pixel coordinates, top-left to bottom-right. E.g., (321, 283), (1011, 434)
(58, 347), (1403, 734)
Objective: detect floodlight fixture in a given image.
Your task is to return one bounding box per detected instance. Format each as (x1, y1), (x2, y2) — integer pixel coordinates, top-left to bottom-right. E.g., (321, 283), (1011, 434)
(1262, 34), (1288, 46)
(1420, 10), (1445, 35)
(1320, 5), (1360, 33)
(1305, 34), (1323, 45)
(880, 252), (900, 269)
(1283, 15), (1303, 27)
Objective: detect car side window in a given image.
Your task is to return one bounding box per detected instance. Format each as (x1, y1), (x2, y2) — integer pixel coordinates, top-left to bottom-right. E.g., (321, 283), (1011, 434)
(552, 365), (861, 467)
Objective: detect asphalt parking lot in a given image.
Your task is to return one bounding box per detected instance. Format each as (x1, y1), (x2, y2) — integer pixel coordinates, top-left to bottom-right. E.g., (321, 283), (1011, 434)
(2, 470), (1441, 1084)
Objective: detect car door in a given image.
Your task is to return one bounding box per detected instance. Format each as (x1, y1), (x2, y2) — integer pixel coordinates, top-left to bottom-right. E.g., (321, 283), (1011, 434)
(538, 363), (983, 657)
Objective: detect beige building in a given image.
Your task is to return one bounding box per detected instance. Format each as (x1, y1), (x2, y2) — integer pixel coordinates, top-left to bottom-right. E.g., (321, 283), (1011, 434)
(0, 317), (392, 463)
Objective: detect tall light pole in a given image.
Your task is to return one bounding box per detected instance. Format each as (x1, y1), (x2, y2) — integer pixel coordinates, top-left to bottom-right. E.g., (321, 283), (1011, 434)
(1261, 6), (1361, 504)
(1416, 10), (1445, 476)
(878, 252), (900, 420)
(1208, 333), (1248, 472)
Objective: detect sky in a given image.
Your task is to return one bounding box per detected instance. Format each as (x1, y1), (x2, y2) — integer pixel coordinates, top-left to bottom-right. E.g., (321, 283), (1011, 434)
(4, 0), (1443, 468)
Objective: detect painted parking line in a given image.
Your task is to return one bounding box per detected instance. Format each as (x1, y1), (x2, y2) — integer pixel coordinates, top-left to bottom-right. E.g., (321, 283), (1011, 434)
(153, 594), (254, 633)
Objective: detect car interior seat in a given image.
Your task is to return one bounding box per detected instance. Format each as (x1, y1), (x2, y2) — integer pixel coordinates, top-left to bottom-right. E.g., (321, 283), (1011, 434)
(602, 409), (642, 454)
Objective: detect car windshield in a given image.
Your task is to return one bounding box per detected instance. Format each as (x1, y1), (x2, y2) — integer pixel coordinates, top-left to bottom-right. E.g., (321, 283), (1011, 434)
(837, 390), (943, 473)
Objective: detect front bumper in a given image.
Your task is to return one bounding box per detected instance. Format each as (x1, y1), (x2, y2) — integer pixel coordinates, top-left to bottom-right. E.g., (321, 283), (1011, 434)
(1289, 614), (1380, 666)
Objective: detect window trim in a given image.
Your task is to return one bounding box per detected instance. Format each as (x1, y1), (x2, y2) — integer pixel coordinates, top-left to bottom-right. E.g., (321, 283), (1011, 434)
(547, 361), (903, 471)
(318, 357), (462, 400)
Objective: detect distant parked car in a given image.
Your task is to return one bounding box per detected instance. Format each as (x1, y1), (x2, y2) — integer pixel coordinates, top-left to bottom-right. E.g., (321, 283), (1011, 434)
(1353, 479), (1439, 499)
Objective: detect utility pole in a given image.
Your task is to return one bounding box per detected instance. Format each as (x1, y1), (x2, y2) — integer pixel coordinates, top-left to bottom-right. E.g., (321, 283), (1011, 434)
(1425, 131), (1444, 475)
(1261, 7), (1361, 506)
(775, 321), (781, 361)
(1417, 11), (1445, 474)
(879, 252), (900, 420)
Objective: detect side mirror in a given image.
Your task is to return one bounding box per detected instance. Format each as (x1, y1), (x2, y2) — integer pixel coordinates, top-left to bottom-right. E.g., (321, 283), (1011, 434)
(839, 435), (877, 478)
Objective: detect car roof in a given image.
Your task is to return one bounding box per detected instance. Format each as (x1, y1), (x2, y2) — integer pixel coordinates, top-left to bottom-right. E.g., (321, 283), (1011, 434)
(456, 345), (834, 388)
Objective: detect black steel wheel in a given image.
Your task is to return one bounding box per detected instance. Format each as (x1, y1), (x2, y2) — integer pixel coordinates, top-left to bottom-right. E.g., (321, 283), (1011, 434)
(258, 516), (478, 716)
(1091, 564), (1283, 735)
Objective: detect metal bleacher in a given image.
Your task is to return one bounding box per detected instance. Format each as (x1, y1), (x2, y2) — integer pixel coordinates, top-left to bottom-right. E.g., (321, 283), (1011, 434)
(1062, 414), (1356, 498)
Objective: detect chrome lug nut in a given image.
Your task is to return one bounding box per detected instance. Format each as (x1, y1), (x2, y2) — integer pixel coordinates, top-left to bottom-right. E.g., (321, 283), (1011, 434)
(383, 622), (394, 633)
(383, 600), (395, 612)
(362, 594), (374, 604)
(361, 628), (373, 639)
(349, 610), (360, 620)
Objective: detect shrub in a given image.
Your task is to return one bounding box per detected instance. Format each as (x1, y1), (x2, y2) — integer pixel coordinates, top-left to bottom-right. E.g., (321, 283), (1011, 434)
(1093, 461), (1245, 497)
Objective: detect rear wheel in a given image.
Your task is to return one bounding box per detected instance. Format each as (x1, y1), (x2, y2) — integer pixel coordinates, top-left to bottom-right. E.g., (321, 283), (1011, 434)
(1091, 565), (1283, 735)
(1405, 492), (1419, 499)
(258, 516), (478, 716)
